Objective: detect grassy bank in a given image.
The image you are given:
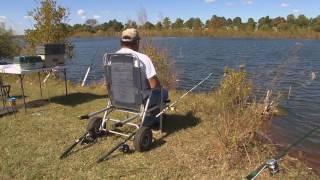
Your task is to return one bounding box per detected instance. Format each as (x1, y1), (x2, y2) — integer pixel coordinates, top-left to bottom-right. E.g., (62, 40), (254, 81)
(0, 75), (317, 179)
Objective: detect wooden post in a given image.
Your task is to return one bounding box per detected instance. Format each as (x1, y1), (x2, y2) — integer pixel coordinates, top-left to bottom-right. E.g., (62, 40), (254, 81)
(19, 74), (27, 113)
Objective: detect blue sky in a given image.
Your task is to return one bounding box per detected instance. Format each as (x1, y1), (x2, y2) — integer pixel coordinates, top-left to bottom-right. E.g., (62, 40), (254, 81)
(0, 0), (319, 35)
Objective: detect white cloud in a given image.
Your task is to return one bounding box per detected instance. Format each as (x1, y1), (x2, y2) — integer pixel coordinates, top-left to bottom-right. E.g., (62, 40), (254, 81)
(77, 9), (86, 16)
(93, 15), (101, 19)
(0, 16), (7, 22)
(281, 3), (289, 7)
(204, 0), (216, 3)
(244, 0), (253, 5)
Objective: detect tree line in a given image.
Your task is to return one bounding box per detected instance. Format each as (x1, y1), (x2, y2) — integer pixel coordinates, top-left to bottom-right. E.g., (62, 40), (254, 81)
(67, 14), (320, 34)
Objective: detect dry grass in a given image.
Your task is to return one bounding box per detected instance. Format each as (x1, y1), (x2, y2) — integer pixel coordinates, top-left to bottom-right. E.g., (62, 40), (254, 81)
(140, 39), (176, 89)
(0, 74), (317, 179)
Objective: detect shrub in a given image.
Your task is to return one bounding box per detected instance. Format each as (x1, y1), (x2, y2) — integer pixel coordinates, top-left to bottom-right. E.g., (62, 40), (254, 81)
(219, 67), (252, 107)
(140, 39), (176, 88)
(212, 67), (270, 159)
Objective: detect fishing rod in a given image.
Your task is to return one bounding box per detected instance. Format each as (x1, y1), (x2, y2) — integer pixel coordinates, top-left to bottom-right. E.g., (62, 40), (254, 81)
(156, 73), (213, 118)
(60, 132), (88, 159)
(81, 48), (100, 87)
(97, 131), (137, 163)
(245, 126), (320, 180)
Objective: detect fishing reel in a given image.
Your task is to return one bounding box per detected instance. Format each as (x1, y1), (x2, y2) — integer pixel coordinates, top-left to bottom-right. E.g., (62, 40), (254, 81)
(119, 143), (130, 153)
(266, 159), (280, 175)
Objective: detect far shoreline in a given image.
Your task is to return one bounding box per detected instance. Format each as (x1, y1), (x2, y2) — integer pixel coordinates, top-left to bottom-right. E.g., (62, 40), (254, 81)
(14, 31), (320, 41)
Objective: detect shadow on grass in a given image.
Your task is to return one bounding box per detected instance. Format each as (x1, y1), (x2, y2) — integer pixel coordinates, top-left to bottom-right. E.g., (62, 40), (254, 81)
(163, 111), (200, 135)
(48, 92), (107, 107)
(152, 111), (200, 149)
(0, 107), (17, 117)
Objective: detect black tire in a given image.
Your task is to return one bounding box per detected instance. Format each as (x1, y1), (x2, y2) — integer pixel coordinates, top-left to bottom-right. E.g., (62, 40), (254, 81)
(86, 116), (103, 138)
(133, 126), (153, 152)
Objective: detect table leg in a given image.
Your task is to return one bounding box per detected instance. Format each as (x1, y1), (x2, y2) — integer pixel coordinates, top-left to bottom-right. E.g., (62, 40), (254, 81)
(63, 69), (68, 96)
(38, 72), (43, 98)
(19, 75), (26, 113)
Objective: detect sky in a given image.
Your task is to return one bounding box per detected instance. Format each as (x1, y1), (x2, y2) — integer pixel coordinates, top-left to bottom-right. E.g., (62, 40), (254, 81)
(0, 0), (319, 35)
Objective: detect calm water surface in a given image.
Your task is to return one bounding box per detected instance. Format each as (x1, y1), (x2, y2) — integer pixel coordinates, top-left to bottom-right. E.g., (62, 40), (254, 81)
(67, 37), (320, 173)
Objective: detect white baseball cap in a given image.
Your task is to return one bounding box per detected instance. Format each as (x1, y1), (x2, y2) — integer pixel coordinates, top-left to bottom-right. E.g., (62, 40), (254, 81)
(121, 28), (140, 42)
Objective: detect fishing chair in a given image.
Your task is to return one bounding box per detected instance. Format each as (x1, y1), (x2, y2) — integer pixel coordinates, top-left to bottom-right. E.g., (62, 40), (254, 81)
(0, 80), (11, 108)
(83, 53), (167, 152)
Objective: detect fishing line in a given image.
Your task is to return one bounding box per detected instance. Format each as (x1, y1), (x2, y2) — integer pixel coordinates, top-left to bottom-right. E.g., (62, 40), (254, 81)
(156, 73), (213, 118)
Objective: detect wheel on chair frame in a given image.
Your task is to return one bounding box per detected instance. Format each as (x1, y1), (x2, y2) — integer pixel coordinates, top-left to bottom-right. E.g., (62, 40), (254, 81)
(133, 126), (153, 152)
(86, 116), (104, 139)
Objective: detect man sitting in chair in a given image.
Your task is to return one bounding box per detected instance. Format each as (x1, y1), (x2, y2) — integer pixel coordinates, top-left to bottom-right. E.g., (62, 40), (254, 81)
(116, 28), (168, 127)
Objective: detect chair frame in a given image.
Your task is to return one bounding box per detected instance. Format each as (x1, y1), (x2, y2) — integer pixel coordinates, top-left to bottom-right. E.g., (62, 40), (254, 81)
(0, 84), (11, 108)
(88, 53), (165, 137)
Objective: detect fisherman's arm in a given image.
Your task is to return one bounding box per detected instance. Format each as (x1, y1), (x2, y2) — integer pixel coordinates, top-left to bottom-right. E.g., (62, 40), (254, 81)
(148, 75), (161, 89)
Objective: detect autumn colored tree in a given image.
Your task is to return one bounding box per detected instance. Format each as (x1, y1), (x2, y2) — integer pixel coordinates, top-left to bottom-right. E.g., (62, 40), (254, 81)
(25, 0), (69, 47)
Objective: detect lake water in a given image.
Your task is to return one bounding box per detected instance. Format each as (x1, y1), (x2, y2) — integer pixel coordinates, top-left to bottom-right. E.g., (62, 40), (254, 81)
(67, 37), (320, 173)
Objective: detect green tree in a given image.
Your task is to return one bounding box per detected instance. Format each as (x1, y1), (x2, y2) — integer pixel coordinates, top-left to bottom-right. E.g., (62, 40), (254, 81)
(245, 18), (256, 31)
(311, 16), (320, 32)
(25, 0), (69, 47)
(172, 18), (184, 29)
(143, 21), (155, 30)
(287, 14), (295, 24)
(296, 15), (309, 28)
(192, 18), (203, 30)
(99, 19), (123, 32)
(271, 17), (286, 27)
(226, 18), (233, 26)
(207, 15), (227, 29)
(162, 17), (171, 29)
(0, 24), (20, 58)
(232, 17), (242, 26)
(184, 18), (203, 30)
(184, 18), (195, 29)
(258, 16), (272, 30)
(155, 21), (163, 30)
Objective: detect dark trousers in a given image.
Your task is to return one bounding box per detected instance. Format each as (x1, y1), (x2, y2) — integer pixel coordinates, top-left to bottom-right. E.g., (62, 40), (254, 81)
(143, 88), (168, 127)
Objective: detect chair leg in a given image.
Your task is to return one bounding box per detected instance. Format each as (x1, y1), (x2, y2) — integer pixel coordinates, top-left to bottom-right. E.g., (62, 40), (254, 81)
(160, 88), (163, 134)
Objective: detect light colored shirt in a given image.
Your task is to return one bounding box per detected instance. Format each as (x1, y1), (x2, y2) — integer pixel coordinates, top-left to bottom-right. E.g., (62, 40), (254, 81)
(116, 47), (157, 89)
(116, 47), (156, 79)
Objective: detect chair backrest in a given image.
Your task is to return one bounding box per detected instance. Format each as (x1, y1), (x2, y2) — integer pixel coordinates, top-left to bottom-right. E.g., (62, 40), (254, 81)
(104, 53), (146, 111)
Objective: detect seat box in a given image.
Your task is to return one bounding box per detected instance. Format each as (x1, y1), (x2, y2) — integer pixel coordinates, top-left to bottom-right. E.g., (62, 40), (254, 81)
(13, 56), (43, 70)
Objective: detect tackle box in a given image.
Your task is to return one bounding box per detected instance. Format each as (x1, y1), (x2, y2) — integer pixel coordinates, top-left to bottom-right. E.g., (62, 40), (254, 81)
(13, 56), (43, 70)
